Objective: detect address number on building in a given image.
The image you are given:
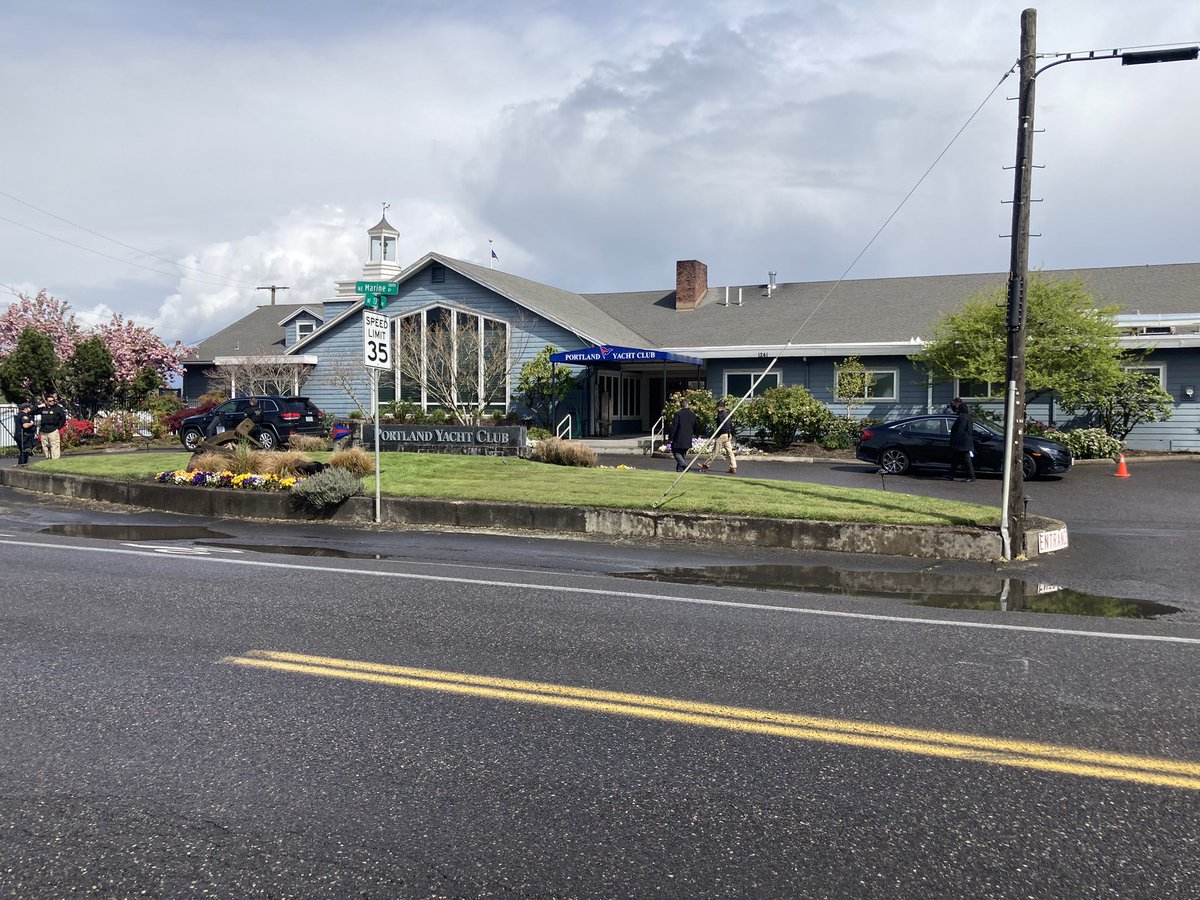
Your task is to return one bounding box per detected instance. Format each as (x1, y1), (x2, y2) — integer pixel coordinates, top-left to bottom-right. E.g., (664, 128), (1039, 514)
(363, 310), (391, 370)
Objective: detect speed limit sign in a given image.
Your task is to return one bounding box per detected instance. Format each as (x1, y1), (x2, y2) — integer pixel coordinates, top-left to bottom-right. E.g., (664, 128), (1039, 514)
(363, 310), (391, 370)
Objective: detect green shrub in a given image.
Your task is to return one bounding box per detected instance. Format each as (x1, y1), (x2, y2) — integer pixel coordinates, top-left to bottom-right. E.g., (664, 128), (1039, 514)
(94, 411), (146, 442)
(142, 393), (185, 439)
(1045, 427), (1122, 460)
(381, 400), (423, 423)
(816, 416), (863, 450)
(528, 426), (552, 441)
(744, 385), (828, 450)
(290, 466), (365, 512)
(662, 389), (716, 432)
(531, 437), (598, 467)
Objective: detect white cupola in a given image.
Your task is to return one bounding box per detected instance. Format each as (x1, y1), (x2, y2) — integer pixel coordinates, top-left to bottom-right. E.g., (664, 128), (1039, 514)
(362, 212), (401, 279)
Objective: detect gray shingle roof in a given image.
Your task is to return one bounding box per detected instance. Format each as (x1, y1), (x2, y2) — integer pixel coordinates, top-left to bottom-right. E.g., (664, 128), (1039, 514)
(438, 254), (651, 348)
(581, 263), (1200, 349)
(187, 303), (323, 362)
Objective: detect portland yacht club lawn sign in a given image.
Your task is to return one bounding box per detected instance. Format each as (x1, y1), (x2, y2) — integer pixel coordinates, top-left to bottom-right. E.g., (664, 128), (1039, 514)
(362, 424), (527, 456)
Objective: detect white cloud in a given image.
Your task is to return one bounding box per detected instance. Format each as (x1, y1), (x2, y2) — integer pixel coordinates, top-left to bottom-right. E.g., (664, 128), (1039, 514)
(0, 0), (1197, 342)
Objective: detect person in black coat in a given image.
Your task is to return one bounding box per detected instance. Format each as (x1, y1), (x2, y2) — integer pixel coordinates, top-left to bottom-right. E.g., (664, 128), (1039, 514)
(16, 401), (37, 466)
(947, 398), (976, 482)
(668, 398), (698, 472)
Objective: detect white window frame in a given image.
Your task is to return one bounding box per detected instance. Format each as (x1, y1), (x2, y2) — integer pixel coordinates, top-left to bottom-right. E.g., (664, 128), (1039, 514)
(954, 377), (1002, 400)
(296, 320), (315, 341)
(1124, 363), (1166, 387)
(393, 304), (510, 411)
(724, 370), (780, 400)
(837, 367), (899, 402)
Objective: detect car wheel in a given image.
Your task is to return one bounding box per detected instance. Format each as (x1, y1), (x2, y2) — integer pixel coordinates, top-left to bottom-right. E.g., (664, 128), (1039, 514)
(879, 447), (911, 475)
(257, 429), (279, 451)
(1022, 452), (1038, 481)
(181, 427), (202, 452)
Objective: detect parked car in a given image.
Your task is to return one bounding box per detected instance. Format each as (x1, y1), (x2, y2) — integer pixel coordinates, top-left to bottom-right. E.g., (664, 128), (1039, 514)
(177, 396), (324, 451)
(856, 414), (1073, 480)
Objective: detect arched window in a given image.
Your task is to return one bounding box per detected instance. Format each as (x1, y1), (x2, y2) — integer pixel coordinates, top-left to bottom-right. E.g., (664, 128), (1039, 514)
(394, 305), (510, 416)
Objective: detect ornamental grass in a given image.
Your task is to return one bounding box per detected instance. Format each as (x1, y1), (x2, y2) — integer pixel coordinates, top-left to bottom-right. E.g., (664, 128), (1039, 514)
(328, 447), (374, 477)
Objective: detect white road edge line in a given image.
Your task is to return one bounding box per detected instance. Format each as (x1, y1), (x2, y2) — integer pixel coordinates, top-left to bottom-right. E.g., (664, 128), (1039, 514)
(2, 537), (1197, 646)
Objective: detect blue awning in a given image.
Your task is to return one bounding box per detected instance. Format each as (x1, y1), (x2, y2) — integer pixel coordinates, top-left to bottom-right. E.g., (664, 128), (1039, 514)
(549, 345), (704, 366)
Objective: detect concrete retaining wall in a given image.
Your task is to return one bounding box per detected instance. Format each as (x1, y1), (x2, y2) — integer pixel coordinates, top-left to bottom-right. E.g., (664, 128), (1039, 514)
(0, 468), (1060, 561)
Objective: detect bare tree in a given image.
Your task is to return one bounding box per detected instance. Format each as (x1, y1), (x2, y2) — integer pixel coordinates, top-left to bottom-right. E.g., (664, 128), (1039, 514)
(207, 353), (313, 398)
(395, 307), (534, 424)
(311, 359), (373, 419)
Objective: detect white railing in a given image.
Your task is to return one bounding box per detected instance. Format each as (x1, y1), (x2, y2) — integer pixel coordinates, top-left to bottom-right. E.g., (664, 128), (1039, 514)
(556, 414), (572, 439)
(647, 415), (666, 454)
(0, 404), (15, 448)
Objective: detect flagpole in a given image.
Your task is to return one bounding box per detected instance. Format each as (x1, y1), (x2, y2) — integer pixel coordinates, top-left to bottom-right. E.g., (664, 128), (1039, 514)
(489, 238), (494, 269)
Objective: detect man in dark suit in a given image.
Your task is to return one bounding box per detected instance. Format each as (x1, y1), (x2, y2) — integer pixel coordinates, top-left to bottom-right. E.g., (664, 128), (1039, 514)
(947, 398), (976, 482)
(668, 398), (698, 472)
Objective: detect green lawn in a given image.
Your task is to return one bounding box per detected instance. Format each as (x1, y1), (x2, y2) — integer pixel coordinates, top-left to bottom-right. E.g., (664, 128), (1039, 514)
(29, 452), (1001, 527)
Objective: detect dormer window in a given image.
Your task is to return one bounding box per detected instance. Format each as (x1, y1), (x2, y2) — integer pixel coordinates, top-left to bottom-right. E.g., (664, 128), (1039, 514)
(296, 321), (315, 340)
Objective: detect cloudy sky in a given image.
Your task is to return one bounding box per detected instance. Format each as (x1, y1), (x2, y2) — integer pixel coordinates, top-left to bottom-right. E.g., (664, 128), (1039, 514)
(2, 0), (1197, 345)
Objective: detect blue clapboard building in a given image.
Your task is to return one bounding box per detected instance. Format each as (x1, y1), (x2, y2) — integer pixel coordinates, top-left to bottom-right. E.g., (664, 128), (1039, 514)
(183, 215), (1200, 451)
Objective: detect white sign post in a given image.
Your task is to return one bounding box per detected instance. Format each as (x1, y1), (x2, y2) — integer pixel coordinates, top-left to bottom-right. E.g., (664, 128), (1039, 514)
(363, 310), (391, 522)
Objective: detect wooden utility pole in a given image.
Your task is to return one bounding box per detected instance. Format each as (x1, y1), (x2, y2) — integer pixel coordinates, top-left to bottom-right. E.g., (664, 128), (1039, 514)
(1001, 8), (1037, 559)
(257, 285), (290, 305)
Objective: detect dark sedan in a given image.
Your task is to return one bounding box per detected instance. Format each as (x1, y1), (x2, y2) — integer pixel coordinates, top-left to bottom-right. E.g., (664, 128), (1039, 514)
(856, 415), (1073, 480)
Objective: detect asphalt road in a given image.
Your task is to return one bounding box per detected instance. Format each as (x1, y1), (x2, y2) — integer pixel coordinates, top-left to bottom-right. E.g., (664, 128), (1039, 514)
(1, 471), (1198, 897)
(600, 454), (1200, 620)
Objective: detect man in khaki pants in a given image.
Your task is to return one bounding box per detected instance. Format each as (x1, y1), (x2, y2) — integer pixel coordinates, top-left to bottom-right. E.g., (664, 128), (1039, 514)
(38, 394), (66, 459)
(698, 400), (738, 474)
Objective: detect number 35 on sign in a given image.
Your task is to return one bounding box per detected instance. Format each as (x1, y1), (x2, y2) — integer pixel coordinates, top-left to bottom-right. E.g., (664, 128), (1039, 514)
(363, 310), (391, 369)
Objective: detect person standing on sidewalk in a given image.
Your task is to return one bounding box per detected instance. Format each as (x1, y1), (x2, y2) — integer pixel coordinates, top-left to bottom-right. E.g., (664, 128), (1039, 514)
(698, 400), (738, 474)
(37, 393), (66, 460)
(16, 401), (37, 466)
(947, 397), (975, 482)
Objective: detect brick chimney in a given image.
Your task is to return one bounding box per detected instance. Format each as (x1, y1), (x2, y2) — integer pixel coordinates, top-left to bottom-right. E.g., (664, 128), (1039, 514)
(675, 259), (708, 311)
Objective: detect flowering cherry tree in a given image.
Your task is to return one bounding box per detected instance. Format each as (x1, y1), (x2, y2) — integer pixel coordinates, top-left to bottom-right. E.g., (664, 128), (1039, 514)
(91, 313), (190, 383)
(0, 289), (194, 404)
(0, 290), (80, 361)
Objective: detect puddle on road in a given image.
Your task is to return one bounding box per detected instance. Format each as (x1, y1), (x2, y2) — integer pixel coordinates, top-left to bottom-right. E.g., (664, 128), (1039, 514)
(201, 542), (387, 560)
(618, 564), (1180, 619)
(41, 523), (233, 541)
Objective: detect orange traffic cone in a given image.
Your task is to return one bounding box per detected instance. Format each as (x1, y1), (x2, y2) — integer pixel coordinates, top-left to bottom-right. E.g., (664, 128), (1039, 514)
(1113, 453), (1131, 478)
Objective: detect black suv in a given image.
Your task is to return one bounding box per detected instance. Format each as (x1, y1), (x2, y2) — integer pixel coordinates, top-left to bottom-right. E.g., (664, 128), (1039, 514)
(178, 396), (324, 451)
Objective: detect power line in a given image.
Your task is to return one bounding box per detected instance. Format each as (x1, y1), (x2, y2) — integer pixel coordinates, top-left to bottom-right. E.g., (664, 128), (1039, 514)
(0, 189), (262, 288)
(657, 63), (1018, 504)
(0, 212), (250, 290)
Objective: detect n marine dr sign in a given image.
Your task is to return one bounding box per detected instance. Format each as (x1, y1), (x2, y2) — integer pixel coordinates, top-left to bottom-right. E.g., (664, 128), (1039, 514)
(362, 310), (391, 370)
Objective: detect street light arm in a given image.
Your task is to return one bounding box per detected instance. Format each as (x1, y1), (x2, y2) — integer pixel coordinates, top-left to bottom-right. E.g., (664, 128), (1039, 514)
(1033, 45), (1198, 79)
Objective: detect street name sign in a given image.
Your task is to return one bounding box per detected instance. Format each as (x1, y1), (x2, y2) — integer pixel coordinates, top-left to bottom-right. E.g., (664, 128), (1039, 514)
(357, 280), (399, 310)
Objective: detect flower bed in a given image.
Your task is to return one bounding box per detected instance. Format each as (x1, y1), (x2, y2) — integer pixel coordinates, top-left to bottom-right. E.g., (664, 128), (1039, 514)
(154, 469), (297, 491)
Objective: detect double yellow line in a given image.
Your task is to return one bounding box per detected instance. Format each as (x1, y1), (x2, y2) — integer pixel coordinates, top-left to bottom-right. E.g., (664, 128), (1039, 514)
(222, 650), (1200, 791)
